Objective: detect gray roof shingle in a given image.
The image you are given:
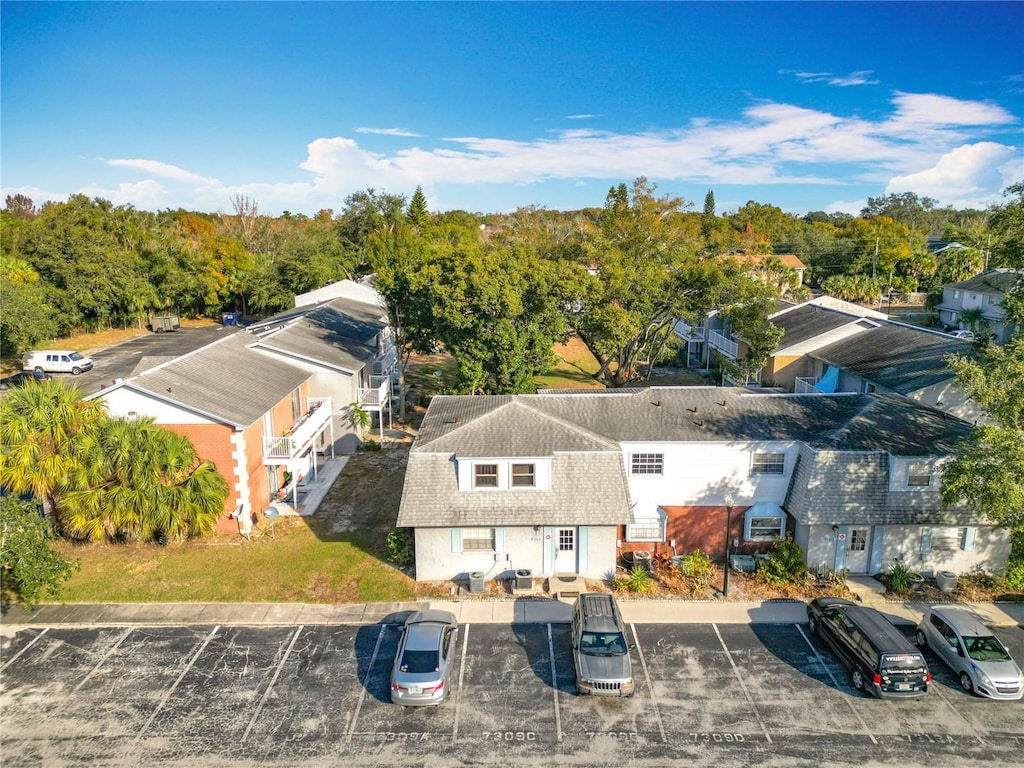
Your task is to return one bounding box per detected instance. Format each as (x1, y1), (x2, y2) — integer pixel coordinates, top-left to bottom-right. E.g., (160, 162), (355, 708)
(811, 323), (971, 394)
(121, 333), (311, 428)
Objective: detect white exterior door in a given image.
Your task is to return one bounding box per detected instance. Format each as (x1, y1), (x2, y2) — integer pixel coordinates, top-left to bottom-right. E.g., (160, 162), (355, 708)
(554, 528), (576, 573)
(846, 527), (870, 573)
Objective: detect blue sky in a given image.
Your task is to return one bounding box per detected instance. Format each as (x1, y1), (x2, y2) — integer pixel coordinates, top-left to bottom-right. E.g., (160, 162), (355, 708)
(2, 2), (1022, 217)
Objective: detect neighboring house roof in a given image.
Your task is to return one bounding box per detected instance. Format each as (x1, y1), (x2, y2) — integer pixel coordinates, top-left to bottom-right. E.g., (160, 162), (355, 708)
(945, 268), (1023, 294)
(810, 323), (971, 395)
(94, 332), (311, 428)
(248, 298), (386, 372)
(766, 304), (876, 350)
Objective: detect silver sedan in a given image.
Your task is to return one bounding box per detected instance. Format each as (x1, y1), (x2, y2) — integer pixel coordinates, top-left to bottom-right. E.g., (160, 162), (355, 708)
(390, 610), (459, 706)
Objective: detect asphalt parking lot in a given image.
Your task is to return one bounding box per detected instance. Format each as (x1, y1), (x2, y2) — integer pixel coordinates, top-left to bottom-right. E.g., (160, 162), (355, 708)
(2, 619), (1021, 768)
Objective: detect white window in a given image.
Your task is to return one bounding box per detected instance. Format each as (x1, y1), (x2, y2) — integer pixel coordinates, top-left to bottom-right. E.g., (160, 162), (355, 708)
(954, 290), (961, 299)
(907, 463), (932, 487)
(988, 294), (998, 305)
(744, 510), (785, 541)
(473, 464), (498, 488)
(462, 528), (495, 551)
(630, 453), (664, 475)
(511, 463), (535, 487)
(626, 508), (667, 542)
(751, 453), (785, 475)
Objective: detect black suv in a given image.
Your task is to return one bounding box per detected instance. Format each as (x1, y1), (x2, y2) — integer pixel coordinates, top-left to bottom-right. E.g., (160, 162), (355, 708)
(808, 597), (930, 699)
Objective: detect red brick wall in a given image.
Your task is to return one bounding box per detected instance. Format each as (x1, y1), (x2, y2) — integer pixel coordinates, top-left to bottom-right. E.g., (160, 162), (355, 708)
(619, 505), (781, 561)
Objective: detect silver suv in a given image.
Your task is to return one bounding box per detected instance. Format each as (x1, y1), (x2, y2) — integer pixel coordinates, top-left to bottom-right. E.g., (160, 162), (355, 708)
(570, 593), (635, 697)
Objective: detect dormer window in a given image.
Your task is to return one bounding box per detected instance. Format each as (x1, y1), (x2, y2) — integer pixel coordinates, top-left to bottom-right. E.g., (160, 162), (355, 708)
(511, 463), (536, 487)
(908, 463), (932, 487)
(474, 464), (498, 488)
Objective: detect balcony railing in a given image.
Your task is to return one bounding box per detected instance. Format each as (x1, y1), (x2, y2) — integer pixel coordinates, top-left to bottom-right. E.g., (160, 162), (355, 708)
(707, 329), (738, 360)
(794, 377), (819, 394)
(356, 376), (391, 410)
(263, 397), (332, 462)
(674, 321), (706, 341)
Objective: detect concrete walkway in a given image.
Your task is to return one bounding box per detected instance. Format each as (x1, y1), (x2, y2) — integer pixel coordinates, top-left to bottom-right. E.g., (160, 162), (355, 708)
(4, 597), (1022, 630)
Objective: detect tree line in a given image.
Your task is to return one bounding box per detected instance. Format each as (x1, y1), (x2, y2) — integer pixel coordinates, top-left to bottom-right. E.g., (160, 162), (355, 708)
(3, 180), (1023, 395)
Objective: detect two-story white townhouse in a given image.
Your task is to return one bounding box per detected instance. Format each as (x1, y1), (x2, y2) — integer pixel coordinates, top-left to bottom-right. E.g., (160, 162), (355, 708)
(936, 268), (1022, 345)
(398, 386), (1005, 584)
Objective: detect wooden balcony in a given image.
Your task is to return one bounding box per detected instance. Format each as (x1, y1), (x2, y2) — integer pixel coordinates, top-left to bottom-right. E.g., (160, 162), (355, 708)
(263, 397), (332, 464)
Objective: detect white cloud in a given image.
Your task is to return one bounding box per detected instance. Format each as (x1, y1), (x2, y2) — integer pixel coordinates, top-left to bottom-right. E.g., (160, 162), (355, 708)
(77, 179), (169, 208)
(886, 142), (1020, 207)
(787, 69), (878, 86)
(355, 127), (422, 137)
(104, 158), (218, 185)
(74, 90), (1022, 214)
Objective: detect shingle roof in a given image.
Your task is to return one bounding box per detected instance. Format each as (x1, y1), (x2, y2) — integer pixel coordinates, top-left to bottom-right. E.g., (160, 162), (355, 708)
(767, 304), (870, 350)
(248, 297), (386, 371)
(119, 333), (311, 428)
(415, 388), (970, 456)
(946, 269), (1022, 293)
(811, 322), (971, 394)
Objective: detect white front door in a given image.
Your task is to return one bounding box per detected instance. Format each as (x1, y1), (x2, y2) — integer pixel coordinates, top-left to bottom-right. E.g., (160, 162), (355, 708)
(554, 528), (576, 574)
(847, 528), (870, 573)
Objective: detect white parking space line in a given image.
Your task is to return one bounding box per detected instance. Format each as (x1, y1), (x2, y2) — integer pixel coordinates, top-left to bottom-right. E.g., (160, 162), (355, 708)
(129, 625), (220, 751)
(629, 624), (665, 743)
(345, 624), (387, 744)
(452, 623), (470, 742)
(0, 627), (50, 672)
(795, 624), (877, 745)
(712, 623), (772, 744)
(64, 627), (134, 699)
(242, 625), (304, 743)
(547, 623), (562, 742)
(906, 680), (987, 745)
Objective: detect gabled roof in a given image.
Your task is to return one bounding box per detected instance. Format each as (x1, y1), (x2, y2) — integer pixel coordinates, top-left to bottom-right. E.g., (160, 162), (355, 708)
(946, 268), (1023, 294)
(247, 296), (387, 371)
(415, 388), (970, 458)
(96, 332), (310, 428)
(765, 304), (876, 350)
(811, 322), (971, 394)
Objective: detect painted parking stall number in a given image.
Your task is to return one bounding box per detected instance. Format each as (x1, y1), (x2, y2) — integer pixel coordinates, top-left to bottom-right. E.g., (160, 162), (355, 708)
(482, 731), (537, 742)
(690, 732), (747, 744)
(587, 731), (639, 741)
(378, 732), (431, 742)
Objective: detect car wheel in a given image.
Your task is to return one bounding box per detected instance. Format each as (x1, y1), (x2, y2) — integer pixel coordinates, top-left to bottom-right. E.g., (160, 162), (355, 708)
(960, 672), (975, 694)
(71, 366), (82, 375)
(34, 366), (45, 374)
(808, 615), (819, 635)
(851, 668), (865, 692)
(915, 630), (927, 648)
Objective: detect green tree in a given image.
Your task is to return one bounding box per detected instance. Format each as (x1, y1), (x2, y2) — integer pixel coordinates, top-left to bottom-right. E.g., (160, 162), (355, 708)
(60, 417), (228, 542)
(942, 337), (1024, 528)
(0, 380), (105, 522)
(989, 181), (1024, 270)
(0, 496), (78, 610)
(571, 178), (712, 387)
(0, 256), (58, 355)
(406, 186), (431, 231)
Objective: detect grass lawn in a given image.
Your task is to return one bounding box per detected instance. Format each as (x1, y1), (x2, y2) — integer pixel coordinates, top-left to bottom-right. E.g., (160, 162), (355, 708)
(51, 450), (417, 605)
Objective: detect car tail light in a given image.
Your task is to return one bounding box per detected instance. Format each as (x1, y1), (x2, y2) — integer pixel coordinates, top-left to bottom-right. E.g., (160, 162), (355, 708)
(391, 683), (402, 692)
(926, 672), (932, 683)
(426, 680), (444, 693)
(873, 673), (882, 686)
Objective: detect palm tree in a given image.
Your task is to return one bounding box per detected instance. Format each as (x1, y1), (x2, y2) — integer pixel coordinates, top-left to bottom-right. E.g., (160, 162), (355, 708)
(0, 379), (104, 522)
(61, 417), (228, 543)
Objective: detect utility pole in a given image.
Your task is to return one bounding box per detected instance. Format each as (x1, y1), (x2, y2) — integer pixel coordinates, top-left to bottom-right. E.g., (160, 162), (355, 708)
(873, 238), (878, 281)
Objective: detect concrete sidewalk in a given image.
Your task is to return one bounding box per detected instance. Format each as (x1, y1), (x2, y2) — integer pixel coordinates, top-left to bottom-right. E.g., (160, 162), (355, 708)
(3, 598), (1022, 629)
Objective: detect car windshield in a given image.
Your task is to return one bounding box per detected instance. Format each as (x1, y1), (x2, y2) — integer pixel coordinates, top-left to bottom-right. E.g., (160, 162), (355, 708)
(580, 632), (627, 655)
(69, 352), (84, 360)
(881, 654), (927, 675)
(964, 635), (1011, 662)
(399, 650), (439, 674)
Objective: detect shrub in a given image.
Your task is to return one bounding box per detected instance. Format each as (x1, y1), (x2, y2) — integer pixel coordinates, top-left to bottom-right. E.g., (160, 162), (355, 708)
(362, 439), (381, 452)
(385, 528), (413, 567)
(1003, 561), (1024, 592)
(756, 536), (808, 586)
(887, 559), (912, 593)
(677, 549), (715, 595)
(617, 565), (656, 595)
